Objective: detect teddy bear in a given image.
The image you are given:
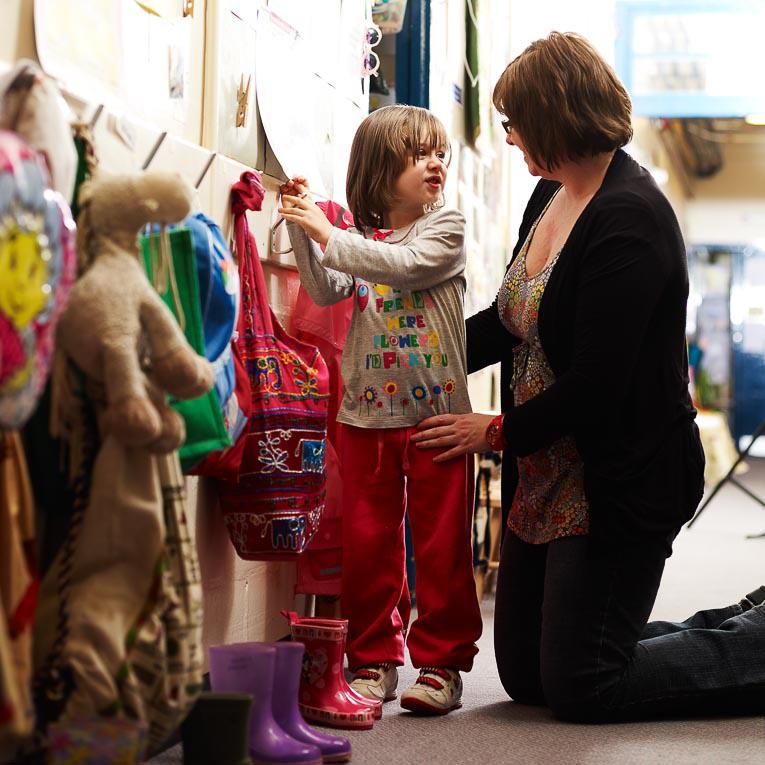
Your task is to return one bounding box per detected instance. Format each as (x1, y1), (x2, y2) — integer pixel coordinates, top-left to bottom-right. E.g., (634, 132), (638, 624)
(55, 169), (214, 452)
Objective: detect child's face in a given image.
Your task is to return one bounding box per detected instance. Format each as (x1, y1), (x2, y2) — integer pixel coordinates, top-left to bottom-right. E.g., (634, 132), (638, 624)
(392, 142), (449, 217)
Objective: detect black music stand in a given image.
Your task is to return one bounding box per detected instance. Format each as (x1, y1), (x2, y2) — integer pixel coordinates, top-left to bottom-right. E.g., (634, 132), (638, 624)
(687, 417), (765, 538)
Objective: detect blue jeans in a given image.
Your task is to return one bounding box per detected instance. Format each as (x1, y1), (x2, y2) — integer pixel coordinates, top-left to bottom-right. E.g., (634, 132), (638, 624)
(494, 531), (765, 721)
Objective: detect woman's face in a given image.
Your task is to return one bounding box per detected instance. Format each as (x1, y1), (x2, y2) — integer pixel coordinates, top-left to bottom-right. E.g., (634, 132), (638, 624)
(505, 127), (553, 179)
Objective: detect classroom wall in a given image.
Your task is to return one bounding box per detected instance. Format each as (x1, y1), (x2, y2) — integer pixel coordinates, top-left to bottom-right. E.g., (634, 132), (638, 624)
(428, 0), (515, 413)
(685, 140), (765, 248)
(0, 0), (372, 650)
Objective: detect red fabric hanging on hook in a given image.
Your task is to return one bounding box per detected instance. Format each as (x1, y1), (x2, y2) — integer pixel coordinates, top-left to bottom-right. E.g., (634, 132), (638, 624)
(217, 171), (331, 561)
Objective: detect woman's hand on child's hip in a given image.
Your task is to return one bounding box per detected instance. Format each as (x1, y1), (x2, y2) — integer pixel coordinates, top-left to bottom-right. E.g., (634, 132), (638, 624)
(411, 413), (495, 462)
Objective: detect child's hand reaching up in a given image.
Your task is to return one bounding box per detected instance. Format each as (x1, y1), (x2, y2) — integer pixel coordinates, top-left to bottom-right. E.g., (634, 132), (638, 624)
(278, 176), (333, 246)
(279, 176), (309, 207)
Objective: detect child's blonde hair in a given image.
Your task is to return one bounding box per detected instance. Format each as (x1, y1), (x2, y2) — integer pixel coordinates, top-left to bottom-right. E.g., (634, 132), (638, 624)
(346, 105), (450, 230)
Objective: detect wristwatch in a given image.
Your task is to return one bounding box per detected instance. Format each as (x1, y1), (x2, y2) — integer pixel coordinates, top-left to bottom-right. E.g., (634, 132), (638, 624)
(485, 413), (507, 452)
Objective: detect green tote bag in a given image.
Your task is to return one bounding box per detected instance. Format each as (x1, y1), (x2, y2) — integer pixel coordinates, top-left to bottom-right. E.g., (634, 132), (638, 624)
(140, 227), (230, 471)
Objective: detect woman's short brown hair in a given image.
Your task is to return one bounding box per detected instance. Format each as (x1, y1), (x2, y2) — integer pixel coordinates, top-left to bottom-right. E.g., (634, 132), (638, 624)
(493, 32), (633, 171)
(346, 105), (450, 230)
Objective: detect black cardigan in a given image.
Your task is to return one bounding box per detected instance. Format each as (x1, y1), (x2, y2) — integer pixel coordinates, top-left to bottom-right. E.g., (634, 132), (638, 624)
(467, 149), (705, 549)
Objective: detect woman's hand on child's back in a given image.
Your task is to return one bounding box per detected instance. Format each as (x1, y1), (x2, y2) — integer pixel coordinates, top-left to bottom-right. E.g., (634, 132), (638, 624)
(278, 179), (334, 246)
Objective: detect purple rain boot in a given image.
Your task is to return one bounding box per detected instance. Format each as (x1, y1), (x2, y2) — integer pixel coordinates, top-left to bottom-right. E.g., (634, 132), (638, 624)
(209, 643), (322, 765)
(272, 642), (353, 764)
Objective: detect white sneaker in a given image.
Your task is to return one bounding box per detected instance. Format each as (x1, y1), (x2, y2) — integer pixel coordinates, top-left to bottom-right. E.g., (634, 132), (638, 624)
(399, 668), (462, 715)
(350, 664), (398, 702)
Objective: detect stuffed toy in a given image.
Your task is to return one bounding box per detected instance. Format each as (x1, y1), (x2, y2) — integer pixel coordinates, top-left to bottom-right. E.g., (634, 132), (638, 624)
(33, 169), (211, 758)
(56, 170), (214, 452)
(0, 59), (77, 203)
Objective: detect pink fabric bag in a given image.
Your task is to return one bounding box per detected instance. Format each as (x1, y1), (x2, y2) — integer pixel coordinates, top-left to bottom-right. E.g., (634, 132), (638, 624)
(217, 172), (330, 560)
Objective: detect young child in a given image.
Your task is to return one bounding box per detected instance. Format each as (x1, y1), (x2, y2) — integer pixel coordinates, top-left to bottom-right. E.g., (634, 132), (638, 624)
(279, 105), (481, 715)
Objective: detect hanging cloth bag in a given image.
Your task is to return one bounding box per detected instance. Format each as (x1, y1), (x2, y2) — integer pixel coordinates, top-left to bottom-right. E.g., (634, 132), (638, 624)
(217, 171), (330, 560)
(140, 227), (231, 472)
(189, 338), (251, 482)
(177, 212), (248, 449)
(33, 371), (203, 758)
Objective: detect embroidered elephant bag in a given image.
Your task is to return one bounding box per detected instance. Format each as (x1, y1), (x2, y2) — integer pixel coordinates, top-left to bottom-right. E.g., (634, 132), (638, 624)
(217, 171), (329, 560)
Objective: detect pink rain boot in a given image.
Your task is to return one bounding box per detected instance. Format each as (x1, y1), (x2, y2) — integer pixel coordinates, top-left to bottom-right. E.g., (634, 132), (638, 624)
(272, 642), (353, 763)
(286, 614), (378, 730)
(284, 613), (383, 720)
(209, 643), (322, 765)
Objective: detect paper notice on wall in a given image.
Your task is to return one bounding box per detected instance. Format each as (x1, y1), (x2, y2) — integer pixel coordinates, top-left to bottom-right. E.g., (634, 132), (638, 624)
(332, 93), (366, 207)
(122, 6), (192, 125)
(337, 0), (368, 107)
(255, 9), (328, 197)
(310, 74), (335, 198)
(34, 0), (123, 104)
(212, 7), (259, 168)
(267, 0), (341, 86)
(35, 0), (199, 138)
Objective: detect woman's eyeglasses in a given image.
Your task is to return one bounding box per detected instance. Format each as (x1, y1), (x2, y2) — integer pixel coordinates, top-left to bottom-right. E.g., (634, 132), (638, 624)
(501, 119), (512, 134)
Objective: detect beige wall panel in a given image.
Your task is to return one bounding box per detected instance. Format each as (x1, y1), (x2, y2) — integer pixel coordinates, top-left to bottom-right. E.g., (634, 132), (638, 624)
(0, 0), (36, 65)
(188, 477), (297, 660)
(141, 130), (212, 197)
(685, 141), (765, 246)
(201, 1), (264, 166)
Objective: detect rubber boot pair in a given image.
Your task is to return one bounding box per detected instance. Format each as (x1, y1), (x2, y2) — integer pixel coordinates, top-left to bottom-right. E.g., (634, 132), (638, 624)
(208, 641), (352, 765)
(285, 613), (383, 730)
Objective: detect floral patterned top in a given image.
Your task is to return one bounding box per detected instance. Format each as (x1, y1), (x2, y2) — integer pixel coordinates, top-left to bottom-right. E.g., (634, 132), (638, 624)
(497, 198), (589, 544)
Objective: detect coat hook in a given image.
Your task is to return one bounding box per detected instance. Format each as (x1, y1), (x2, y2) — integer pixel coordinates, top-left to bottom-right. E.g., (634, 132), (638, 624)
(194, 152), (216, 189)
(141, 131), (168, 170)
(88, 103), (105, 130)
(270, 188), (330, 237)
(270, 219), (293, 255)
(270, 191), (307, 255)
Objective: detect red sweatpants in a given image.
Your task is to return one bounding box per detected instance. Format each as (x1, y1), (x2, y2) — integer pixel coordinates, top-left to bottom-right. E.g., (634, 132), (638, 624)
(339, 424), (482, 672)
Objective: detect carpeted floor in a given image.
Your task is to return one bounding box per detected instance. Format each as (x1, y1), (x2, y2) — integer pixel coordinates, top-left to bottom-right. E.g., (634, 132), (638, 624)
(150, 461), (765, 765)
